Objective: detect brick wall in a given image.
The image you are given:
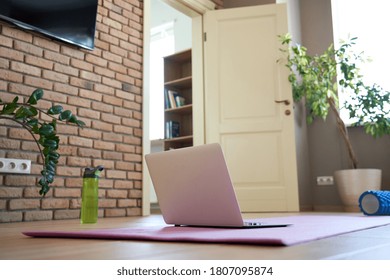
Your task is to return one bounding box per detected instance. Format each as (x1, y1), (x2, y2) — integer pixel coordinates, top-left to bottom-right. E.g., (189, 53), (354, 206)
(0, 0), (144, 222)
(0, 0), (224, 223)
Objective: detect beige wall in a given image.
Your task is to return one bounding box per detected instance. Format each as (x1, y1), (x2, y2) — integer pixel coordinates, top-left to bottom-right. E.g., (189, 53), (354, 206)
(224, 0), (390, 210)
(300, 0), (389, 210)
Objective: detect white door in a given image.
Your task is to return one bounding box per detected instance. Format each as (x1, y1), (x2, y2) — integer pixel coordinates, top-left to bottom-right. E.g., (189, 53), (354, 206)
(204, 4), (299, 212)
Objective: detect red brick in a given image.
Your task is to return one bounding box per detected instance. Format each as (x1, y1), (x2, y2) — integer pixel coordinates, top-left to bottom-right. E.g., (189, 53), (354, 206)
(99, 199), (116, 208)
(54, 188), (81, 198)
(78, 108), (101, 120)
(116, 161), (135, 171)
(114, 180), (134, 189)
(129, 189), (142, 198)
(33, 37), (60, 52)
(107, 190), (128, 198)
(0, 138), (21, 150)
(70, 58), (94, 71)
(116, 90), (135, 101)
(113, 125), (133, 134)
(53, 83), (78, 96)
(2, 25), (33, 42)
(70, 198), (81, 209)
(118, 199), (137, 208)
(126, 207), (142, 216)
(94, 65), (116, 78)
(92, 101), (113, 113)
(101, 113), (121, 124)
(68, 136), (93, 148)
(9, 199), (40, 210)
(24, 76), (53, 90)
(78, 148), (102, 158)
(9, 127), (34, 140)
(93, 140), (115, 150)
(0, 69), (23, 83)
(42, 70), (69, 83)
(0, 212), (23, 223)
(25, 56), (54, 70)
(11, 61), (41, 76)
(102, 132), (123, 143)
(54, 63), (79, 77)
(79, 128), (102, 139)
(116, 143), (135, 153)
(102, 151), (122, 160)
(0, 200), (6, 210)
(0, 187), (23, 198)
(24, 187), (45, 198)
(67, 156), (92, 167)
(65, 178), (83, 188)
(106, 170), (127, 179)
(95, 83), (115, 95)
(127, 171), (142, 180)
(123, 153), (142, 162)
(61, 45), (85, 60)
(54, 209), (80, 220)
(91, 120), (113, 132)
(102, 51), (122, 64)
(24, 210), (53, 221)
(102, 76), (122, 89)
(56, 166), (82, 177)
(14, 41), (43, 56)
(0, 35), (13, 47)
(5, 175), (37, 186)
(102, 95), (122, 106)
(92, 159), (115, 170)
(43, 50), (70, 64)
(85, 54), (108, 67)
(41, 198), (69, 209)
(105, 208), (126, 217)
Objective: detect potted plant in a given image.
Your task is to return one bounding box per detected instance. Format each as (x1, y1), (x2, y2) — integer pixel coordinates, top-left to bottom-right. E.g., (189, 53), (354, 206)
(279, 34), (390, 211)
(0, 89), (85, 196)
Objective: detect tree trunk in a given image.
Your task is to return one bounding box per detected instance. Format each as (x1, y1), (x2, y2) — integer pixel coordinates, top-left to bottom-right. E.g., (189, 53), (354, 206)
(327, 97), (358, 169)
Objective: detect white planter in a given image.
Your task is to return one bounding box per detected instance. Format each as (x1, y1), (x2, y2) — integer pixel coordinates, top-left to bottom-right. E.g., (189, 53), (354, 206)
(334, 169), (382, 212)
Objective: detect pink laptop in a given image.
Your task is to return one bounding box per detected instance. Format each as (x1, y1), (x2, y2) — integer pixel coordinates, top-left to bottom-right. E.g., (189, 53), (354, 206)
(145, 143), (289, 228)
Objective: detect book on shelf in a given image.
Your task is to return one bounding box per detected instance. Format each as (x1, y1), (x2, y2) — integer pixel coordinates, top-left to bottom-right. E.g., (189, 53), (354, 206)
(165, 120), (180, 139)
(164, 89), (186, 109)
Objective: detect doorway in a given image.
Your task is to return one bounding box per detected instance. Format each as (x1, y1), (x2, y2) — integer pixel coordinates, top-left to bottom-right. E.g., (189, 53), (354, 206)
(143, 0), (193, 213)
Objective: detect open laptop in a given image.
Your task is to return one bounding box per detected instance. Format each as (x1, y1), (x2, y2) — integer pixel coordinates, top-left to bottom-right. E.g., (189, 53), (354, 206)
(145, 143), (289, 228)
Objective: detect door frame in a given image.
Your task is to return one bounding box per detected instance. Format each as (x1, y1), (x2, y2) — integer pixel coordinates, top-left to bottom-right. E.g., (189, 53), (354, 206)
(142, 0), (215, 215)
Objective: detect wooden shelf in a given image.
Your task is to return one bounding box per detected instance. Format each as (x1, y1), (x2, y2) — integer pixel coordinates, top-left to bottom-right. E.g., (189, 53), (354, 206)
(164, 76), (192, 89)
(165, 104), (192, 114)
(164, 135), (193, 143)
(163, 49), (193, 151)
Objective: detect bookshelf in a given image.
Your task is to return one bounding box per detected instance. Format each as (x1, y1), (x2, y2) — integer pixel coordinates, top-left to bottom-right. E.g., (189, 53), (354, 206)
(163, 49), (193, 150)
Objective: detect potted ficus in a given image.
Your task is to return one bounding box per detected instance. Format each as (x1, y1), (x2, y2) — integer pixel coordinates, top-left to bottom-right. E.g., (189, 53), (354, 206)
(279, 34), (390, 211)
(0, 89), (85, 196)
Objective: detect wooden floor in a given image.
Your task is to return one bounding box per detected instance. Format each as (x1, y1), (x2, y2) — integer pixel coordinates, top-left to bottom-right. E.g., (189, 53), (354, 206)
(1, 212), (390, 260)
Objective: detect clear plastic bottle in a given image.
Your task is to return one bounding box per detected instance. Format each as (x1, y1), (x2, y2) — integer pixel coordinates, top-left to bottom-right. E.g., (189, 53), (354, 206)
(80, 166), (103, 224)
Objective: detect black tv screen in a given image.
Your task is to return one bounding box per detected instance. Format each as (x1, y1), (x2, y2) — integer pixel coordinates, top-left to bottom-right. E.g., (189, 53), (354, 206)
(0, 0), (98, 50)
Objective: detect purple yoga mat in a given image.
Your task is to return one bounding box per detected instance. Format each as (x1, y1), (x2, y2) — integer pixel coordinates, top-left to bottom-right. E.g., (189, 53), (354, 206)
(23, 215), (390, 246)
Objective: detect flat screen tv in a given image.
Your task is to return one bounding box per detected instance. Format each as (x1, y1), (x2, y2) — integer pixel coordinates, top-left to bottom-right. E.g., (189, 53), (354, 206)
(0, 0), (98, 50)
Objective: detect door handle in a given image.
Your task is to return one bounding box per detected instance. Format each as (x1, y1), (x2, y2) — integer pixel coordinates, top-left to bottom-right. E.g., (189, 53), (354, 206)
(275, 99), (290, 106)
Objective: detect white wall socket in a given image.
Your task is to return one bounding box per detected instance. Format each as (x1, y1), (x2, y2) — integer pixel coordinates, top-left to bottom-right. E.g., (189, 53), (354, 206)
(0, 158), (31, 174)
(317, 176), (334, 186)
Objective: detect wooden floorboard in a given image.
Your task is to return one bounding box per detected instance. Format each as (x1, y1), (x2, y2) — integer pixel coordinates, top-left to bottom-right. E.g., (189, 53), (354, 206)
(1, 213), (390, 260)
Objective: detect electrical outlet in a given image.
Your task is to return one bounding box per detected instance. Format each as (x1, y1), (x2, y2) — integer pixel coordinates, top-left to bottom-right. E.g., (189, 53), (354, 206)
(0, 158), (31, 174)
(317, 176), (334, 186)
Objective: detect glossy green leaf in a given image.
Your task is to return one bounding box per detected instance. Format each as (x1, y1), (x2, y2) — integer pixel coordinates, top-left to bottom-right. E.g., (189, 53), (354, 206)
(39, 124), (55, 136)
(27, 89), (44, 105)
(59, 110), (72, 121)
(47, 105), (63, 115)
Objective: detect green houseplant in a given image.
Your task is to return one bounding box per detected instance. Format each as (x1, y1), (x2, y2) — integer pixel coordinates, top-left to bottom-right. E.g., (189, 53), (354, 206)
(279, 34), (390, 210)
(0, 89), (85, 196)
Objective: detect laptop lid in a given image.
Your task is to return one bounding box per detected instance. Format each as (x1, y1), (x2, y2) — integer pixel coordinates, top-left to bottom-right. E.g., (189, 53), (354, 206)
(145, 143), (245, 227)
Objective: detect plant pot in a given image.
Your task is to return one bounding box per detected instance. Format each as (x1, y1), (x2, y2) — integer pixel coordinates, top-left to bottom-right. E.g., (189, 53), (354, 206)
(334, 169), (382, 212)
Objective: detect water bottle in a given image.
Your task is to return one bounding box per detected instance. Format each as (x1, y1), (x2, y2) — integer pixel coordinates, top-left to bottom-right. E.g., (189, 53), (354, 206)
(80, 166), (104, 224)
